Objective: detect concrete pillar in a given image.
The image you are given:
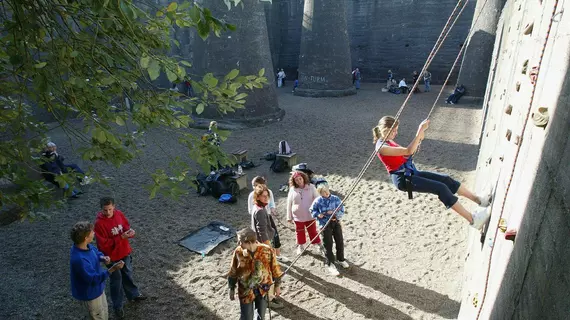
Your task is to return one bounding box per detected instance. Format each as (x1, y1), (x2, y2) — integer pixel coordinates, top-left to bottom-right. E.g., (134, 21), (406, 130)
(295, 0), (355, 97)
(193, 0), (284, 127)
(456, 0), (507, 98)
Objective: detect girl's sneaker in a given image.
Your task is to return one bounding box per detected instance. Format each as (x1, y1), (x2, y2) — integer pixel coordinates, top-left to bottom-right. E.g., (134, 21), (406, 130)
(296, 245), (304, 256)
(471, 207), (490, 230)
(478, 193), (493, 207)
(338, 260), (350, 269)
(327, 264), (340, 276)
(277, 255), (290, 263)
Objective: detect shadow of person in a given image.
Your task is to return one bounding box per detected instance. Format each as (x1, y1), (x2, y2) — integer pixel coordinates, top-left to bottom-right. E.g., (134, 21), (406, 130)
(343, 264), (461, 319)
(284, 264), (414, 320)
(270, 298), (329, 320)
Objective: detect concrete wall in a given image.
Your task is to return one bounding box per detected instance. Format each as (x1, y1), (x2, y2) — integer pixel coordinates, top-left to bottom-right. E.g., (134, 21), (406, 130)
(458, 0), (570, 319)
(268, 0), (476, 83)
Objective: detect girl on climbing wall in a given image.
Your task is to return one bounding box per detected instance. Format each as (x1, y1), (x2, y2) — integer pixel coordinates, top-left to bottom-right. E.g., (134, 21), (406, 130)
(373, 116), (491, 229)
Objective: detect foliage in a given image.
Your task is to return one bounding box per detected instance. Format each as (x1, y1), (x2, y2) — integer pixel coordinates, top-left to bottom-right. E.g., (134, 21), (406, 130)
(0, 0), (269, 215)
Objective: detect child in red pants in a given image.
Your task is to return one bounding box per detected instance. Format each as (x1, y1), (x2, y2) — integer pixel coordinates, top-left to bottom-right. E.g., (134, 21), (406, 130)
(286, 171), (325, 256)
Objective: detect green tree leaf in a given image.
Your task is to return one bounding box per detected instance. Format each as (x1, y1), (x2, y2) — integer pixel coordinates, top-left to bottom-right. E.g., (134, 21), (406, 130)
(167, 2), (178, 12)
(140, 55), (150, 69)
(196, 103), (205, 114)
(225, 69), (239, 80)
(166, 68), (177, 83)
(258, 68), (265, 77)
(34, 62), (47, 68)
(148, 60), (161, 80)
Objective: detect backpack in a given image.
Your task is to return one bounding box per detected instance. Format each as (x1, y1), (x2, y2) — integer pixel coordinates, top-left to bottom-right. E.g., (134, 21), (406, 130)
(261, 152), (276, 161)
(239, 160), (257, 169)
(195, 173), (210, 196)
(270, 157), (288, 173)
(219, 194), (237, 204)
(278, 141), (291, 155)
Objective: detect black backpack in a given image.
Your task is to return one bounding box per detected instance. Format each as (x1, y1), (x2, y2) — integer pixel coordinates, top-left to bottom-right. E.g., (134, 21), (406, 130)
(270, 157), (288, 173)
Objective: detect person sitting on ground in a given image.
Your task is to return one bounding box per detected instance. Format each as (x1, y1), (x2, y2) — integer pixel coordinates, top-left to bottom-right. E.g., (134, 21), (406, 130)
(373, 116), (492, 230)
(42, 142), (88, 180)
(70, 221), (124, 320)
(412, 71), (421, 93)
(228, 227), (283, 320)
(292, 79), (299, 93)
(247, 176), (288, 262)
(399, 78), (409, 94)
(445, 84), (466, 104)
(40, 142), (85, 197)
(310, 183), (349, 276)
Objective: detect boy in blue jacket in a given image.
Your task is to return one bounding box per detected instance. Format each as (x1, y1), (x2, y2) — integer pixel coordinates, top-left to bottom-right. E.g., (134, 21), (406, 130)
(70, 221), (124, 320)
(309, 183), (349, 276)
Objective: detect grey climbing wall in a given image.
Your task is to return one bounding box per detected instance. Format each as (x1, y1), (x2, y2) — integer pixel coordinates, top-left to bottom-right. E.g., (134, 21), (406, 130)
(458, 0), (570, 318)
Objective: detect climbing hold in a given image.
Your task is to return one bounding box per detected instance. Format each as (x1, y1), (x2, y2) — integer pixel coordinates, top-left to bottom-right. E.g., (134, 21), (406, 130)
(515, 81), (521, 92)
(522, 60), (529, 74)
(505, 129), (512, 141)
(505, 229), (517, 241)
(498, 218), (507, 233)
(529, 66), (539, 84)
(523, 22), (534, 35)
(472, 293), (479, 307)
(505, 105), (513, 115)
(532, 107), (549, 127)
(514, 135), (522, 145)
(499, 155), (504, 162)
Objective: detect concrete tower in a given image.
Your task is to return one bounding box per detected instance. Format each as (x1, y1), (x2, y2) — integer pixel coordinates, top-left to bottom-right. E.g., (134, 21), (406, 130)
(456, 0), (507, 98)
(193, 0), (284, 127)
(295, 0), (356, 97)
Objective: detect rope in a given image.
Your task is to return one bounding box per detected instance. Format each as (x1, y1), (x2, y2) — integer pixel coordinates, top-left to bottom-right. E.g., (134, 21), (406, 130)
(280, 0), (470, 277)
(475, 1), (560, 318)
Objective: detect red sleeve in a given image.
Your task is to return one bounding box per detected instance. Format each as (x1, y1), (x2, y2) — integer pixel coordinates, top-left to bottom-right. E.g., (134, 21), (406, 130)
(117, 210), (131, 232)
(94, 218), (116, 257)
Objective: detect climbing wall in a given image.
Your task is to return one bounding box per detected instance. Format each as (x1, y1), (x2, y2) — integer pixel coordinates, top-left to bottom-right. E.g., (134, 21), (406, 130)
(458, 0), (570, 319)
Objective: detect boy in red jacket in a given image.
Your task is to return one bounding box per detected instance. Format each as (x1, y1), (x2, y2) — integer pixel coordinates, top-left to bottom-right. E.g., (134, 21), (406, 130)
(94, 197), (146, 319)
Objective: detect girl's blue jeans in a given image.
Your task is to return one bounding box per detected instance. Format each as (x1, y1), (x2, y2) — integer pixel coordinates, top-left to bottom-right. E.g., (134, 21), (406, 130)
(391, 170), (460, 208)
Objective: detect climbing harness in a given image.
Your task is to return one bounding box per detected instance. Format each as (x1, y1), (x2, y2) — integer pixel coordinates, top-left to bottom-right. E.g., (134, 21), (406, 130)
(389, 157), (418, 199)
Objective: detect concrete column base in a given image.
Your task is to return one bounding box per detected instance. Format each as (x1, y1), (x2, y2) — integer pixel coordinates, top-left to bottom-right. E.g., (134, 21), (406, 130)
(294, 87), (357, 98)
(191, 109), (286, 130)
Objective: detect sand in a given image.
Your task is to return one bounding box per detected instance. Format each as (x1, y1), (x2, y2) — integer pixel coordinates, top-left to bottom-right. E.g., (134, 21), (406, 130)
(0, 83), (483, 320)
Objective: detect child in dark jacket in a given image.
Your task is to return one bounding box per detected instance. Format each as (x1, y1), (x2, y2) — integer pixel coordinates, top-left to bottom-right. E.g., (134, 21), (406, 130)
(309, 183), (349, 276)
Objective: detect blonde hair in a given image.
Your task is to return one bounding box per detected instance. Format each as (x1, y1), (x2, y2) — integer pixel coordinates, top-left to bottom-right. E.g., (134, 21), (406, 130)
(316, 183), (330, 196)
(372, 116), (399, 143)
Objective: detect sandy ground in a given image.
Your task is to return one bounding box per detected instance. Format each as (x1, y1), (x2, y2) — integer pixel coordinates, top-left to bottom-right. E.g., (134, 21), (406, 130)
(0, 83), (484, 320)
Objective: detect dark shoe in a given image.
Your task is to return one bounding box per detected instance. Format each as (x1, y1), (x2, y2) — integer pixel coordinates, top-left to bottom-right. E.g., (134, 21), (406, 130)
(268, 297), (285, 309)
(132, 294), (147, 302)
(114, 308), (125, 319)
